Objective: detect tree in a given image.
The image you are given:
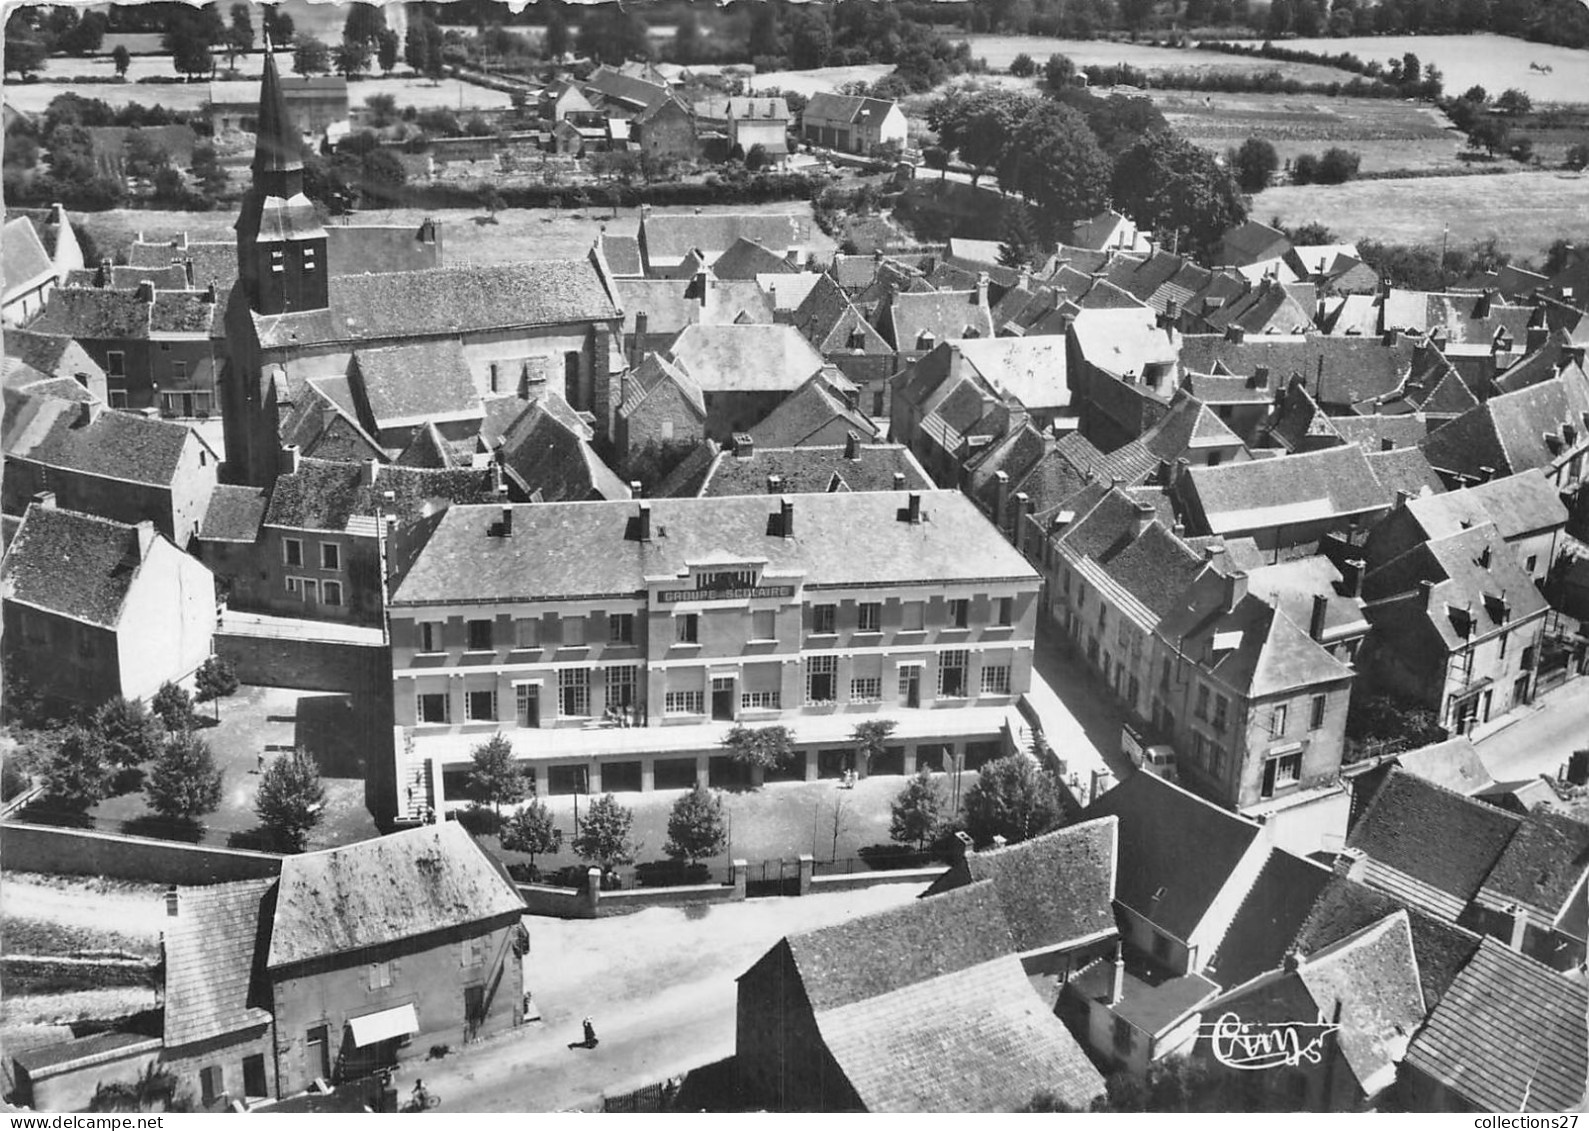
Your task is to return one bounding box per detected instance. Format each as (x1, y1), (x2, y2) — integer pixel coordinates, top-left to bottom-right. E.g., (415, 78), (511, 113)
(851, 719), (898, 775)
(4, 33), (48, 78)
(147, 731), (223, 822)
(1229, 136), (1278, 193)
(580, 5), (650, 64)
(665, 784), (728, 864)
(673, 7), (702, 64)
(194, 655), (240, 708)
(499, 798), (562, 871)
(1315, 146), (1361, 184)
(1462, 84), (1488, 104)
(343, 2), (386, 49)
(111, 44), (131, 78)
(164, 20), (214, 80)
(1566, 143), (1589, 172)
(93, 696), (164, 769)
(744, 142), (769, 171)
(191, 143), (228, 198)
(225, 2), (253, 67)
(1495, 88), (1532, 115)
(124, 130), (172, 179)
(1009, 52), (1036, 77)
(335, 37), (371, 80)
(365, 92), (398, 127)
(923, 144), (949, 179)
(544, 2), (570, 60)
(39, 726), (112, 811)
(1043, 52), (1076, 91)
(150, 681), (195, 732)
(262, 4), (293, 44)
(570, 793), (636, 871)
(1005, 100), (1113, 227)
(292, 34), (330, 77)
(889, 769), (943, 850)
(959, 754), (1063, 847)
(376, 27), (399, 75)
(255, 749), (325, 852)
(466, 733), (528, 818)
(999, 204), (1040, 269)
(1467, 116), (1510, 157)
(1111, 130), (1249, 260)
(722, 724), (794, 771)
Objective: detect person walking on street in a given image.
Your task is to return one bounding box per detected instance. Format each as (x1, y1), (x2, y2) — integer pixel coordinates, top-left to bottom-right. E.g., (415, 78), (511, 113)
(582, 1017), (598, 1048)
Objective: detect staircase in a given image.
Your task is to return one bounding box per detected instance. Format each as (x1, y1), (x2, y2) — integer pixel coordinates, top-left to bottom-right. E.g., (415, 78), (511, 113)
(398, 757), (434, 824)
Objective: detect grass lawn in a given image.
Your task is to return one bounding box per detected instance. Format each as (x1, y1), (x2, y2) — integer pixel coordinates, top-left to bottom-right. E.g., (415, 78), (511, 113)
(749, 63), (895, 96)
(1278, 33), (1589, 105)
(958, 33), (1357, 83)
(76, 200), (838, 269)
(1255, 169), (1589, 261)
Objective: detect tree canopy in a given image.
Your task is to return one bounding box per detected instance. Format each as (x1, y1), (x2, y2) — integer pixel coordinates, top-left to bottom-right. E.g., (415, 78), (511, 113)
(147, 731), (224, 822)
(960, 754), (1063, 847)
(889, 769), (944, 850)
(1110, 130), (1248, 260)
(665, 783), (729, 864)
(255, 748), (325, 852)
(38, 726), (111, 812)
(570, 793), (636, 870)
(1004, 100), (1112, 227)
(1229, 137), (1278, 193)
(466, 733), (529, 816)
(722, 724), (794, 771)
(93, 697), (164, 769)
(499, 798), (562, 865)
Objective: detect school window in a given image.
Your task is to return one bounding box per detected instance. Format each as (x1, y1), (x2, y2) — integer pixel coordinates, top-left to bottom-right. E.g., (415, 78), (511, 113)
(559, 668), (589, 717)
(466, 619), (493, 651)
(200, 1066), (224, 1106)
(367, 960), (393, 990)
(901, 601), (925, 631)
(1212, 694), (1229, 733)
(1270, 703), (1288, 738)
(850, 677), (882, 702)
(515, 619), (540, 649)
(322, 580), (343, 607)
(812, 604), (837, 634)
(980, 665), (1011, 695)
(741, 689), (780, 710)
(806, 655), (837, 703)
(320, 542), (340, 571)
(417, 693), (450, 724)
(1309, 694), (1327, 731)
(419, 622), (443, 653)
(751, 609), (776, 640)
(949, 598), (969, 628)
(466, 689), (497, 721)
(107, 351), (125, 377)
(560, 616), (586, 646)
(664, 690), (703, 715)
(1268, 752), (1302, 791)
(1194, 684), (1210, 720)
(675, 614), (698, 644)
(283, 538), (303, 567)
(939, 650), (969, 697)
(607, 665), (638, 708)
(608, 613), (634, 644)
(858, 602), (882, 632)
(997, 596), (1013, 626)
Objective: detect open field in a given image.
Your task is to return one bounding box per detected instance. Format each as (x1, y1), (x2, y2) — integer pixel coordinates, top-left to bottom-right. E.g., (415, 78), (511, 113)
(1256, 169), (1589, 260)
(750, 63), (895, 96)
(1280, 34), (1589, 104)
(73, 200), (837, 269)
(959, 33), (1357, 83)
(1148, 90), (1468, 173)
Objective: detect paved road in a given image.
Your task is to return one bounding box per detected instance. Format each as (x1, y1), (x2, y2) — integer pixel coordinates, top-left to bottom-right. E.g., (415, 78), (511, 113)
(1473, 676), (1589, 784)
(1026, 619), (1133, 788)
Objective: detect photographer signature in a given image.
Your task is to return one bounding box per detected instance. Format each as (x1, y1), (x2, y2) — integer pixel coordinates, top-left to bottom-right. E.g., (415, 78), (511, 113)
(1202, 1011), (1341, 1071)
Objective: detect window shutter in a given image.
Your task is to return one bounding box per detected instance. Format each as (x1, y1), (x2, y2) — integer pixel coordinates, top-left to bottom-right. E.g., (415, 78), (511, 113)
(589, 611), (609, 643)
(970, 594), (992, 626)
(926, 596), (947, 627)
(837, 599), (858, 631)
(443, 616), (466, 649)
(881, 597), (902, 630)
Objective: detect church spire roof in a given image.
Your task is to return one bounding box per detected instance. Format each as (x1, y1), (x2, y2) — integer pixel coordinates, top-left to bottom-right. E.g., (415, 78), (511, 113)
(253, 41), (303, 178)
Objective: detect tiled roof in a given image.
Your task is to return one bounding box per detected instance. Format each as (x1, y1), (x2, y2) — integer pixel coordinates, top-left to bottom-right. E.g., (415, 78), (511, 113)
(200, 484), (267, 543)
(1364, 446), (1446, 502)
(1, 505), (148, 627)
(1070, 951), (1220, 1035)
(879, 288), (994, 349)
(1393, 736), (1495, 796)
(924, 817), (1119, 954)
(323, 223), (444, 278)
(802, 91), (899, 128)
(267, 823), (524, 969)
(698, 443), (930, 497)
(11, 1032), (160, 1075)
(651, 439), (719, 499)
(497, 397), (629, 502)
(1142, 392), (1244, 461)
(1479, 808), (1589, 919)
(641, 213), (805, 262)
(1080, 771), (1263, 941)
(266, 457), (496, 533)
(351, 339), (480, 428)
(253, 260), (619, 349)
(1438, 468), (1568, 538)
(1244, 554), (1367, 639)
(280, 379), (385, 464)
(954, 336), (1070, 413)
(163, 879), (274, 1046)
(620, 351), (706, 418)
(1347, 769), (1521, 913)
(586, 64), (671, 112)
(666, 323), (824, 393)
(1420, 369), (1589, 479)
(1098, 522), (1206, 620)
(1182, 370), (1277, 405)
(1179, 443), (1390, 535)
(1329, 413), (1431, 451)
(615, 276), (774, 338)
(1218, 220), (1291, 267)
(127, 238), (238, 292)
(3, 391), (199, 487)
(390, 490), (1038, 605)
(30, 287), (150, 339)
(1405, 937), (1587, 1113)
(3, 330), (104, 388)
(711, 238), (796, 280)
(694, 95), (790, 122)
(599, 232), (642, 277)
(1381, 289), (1536, 345)
(149, 290), (221, 335)
(1178, 334), (1416, 407)
(790, 273), (890, 356)
(817, 956), (1106, 1112)
(1206, 848), (1333, 989)
(65, 264), (190, 290)
(1068, 307), (1177, 379)
(1, 217), (52, 294)
(1056, 432), (1159, 487)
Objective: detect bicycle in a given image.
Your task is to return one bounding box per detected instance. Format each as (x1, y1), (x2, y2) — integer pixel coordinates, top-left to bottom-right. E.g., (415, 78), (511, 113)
(404, 1088), (440, 1112)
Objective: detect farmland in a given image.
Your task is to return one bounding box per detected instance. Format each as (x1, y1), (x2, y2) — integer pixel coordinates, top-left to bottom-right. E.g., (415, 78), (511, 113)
(1148, 91), (1467, 173)
(958, 34), (1358, 83)
(1278, 34), (1589, 104)
(751, 63), (895, 96)
(1256, 170), (1589, 261)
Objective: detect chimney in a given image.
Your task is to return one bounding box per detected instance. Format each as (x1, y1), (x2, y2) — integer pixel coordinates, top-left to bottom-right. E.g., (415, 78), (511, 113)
(954, 830), (974, 856)
(1223, 569), (1248, 613)
(844, 431), (861, 460)
(204, 281), (217, 304)
(991, 834), (1008, 850)
(135, 279), (155, 303)
(766, 473), (783, 495)
(1225, 324), (1245, 344)
(1204, 541), (1226, 564)
(1310, 593), (1329, 642)
(1160, 298), (1179, 329)
(640, 203), (652, 220)
(1506, 904), (1529, 951)
(892, 471), (907, 490)
(135, 520), (156, 558)
(499, 502), (513, 537)
(1109, 945), (1126, 1007)
(1383, 328), (1401, 347)
(32, 490), (56, 510)
(1527, 322), (1549, 352)
(1478, 465), (1495, 483)
(638, 502), (652, 542)
(165, 887), (180, 917)
(96, 258), (111, 287)
(1131, 499), (1154, 540)
(907, 492), (922, 525)
(184, 258), (195, 287)
(1395, 488), (1411, 510)
(363, 458), (380, 487)
(1282, 949), (1304, 974)
(1381, 436), (1396, 452)
(1474, 289), (1494, 319)
(1419, 578), (1437, 608)
(174, 231), (187, 251)
(995, 470), (1011, 528)
(1341, 558), (1364, 599)
(632, 311), (649, 367)
(780, 495), (795, 539)
(1251, 365), (1270, 389)
(78, 399), (103, 426)
(694, 269), (711, 309)
(1015, 491), (1033, 553)
(629, 480), (643, 499)
(279, 444), (301, 476)
(1172, 520), (1185, 536)
(733, 434), (755, 459)
(975, 271), (989, 310)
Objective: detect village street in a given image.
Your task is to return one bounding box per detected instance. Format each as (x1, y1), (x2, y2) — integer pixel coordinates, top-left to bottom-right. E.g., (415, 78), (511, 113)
(1474, 675), (1589, 784)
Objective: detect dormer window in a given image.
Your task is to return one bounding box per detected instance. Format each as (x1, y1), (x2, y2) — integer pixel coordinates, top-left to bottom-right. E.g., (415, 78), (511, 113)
(847, 328), (866, 350)
(916, 331), (935, 351)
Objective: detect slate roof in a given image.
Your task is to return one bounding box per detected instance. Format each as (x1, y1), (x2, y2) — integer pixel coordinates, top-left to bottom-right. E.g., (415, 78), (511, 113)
(390, 490), (1038, 606)
(1178, 443), (1391, 535)
(1330, 413), (1431, 451)
(620, 351), (706, 418)
(1182, 370), (1279, 406)
(253, 260), (619, 349)
(1, 505), (149, 627)
(267, 823), (524, 969)
(65, 264), (190, 290)
(802, 91), (900, 129)
(697, 443), (930, 497)
(1097, 522), (1207, 620)
(1420, 369), (1589, 480)
(1068, 307), (1177, 379)
(666, 323), (824, 393)
(351, 340), (480, 428)
(10, 1032), (161, 1075)
(598, 232), (643, 277)
(30, 287), (150, 339)
(1217, 220), (1291, 268)
(879, 288), (994, 349)
(199, 484), (268, 544)
(1347, 769), (1522, 912)
(128, 238), (238, 293)
(1178, 334), (1417, 407)
(1, 216), (52, 294)
(1054, 432), (1159, 486)
(149, 290), (221, 335)
(163, 879), (274, 1046)
(1364, 446), (1447, 502)
(953, 336), (1070, 413)
(1404, 937), (1588, 1113)
(923, 817), (1119, 954)
(1479, 808), (1589, 920)
(3, 391), (199, 487)
(711, 238), (796, 280)
(1080, 771), (1263, 941)
(1393, 737), (1495, 796)
(641, 213), (804, 263)
(1142, 392), (1245, 461)
(496, 397), (630, 502)
(1205, 848), (1334, 989)
(265, 458), (496, 533)
(1381, 289), (1536, 344)
(615, 276), (774, 338)
(790, 273), (890, 355)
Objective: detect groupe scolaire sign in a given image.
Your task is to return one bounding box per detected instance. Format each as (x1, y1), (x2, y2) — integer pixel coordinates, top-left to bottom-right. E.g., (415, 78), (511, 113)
(658, 585), (794, 603)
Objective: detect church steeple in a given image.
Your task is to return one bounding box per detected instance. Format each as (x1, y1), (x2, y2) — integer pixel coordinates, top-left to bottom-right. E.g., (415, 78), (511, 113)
(235, 41), (328, 316)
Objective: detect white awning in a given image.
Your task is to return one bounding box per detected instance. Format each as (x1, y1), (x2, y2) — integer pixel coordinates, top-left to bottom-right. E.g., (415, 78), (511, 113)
(348, 1004), (419, 1048)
